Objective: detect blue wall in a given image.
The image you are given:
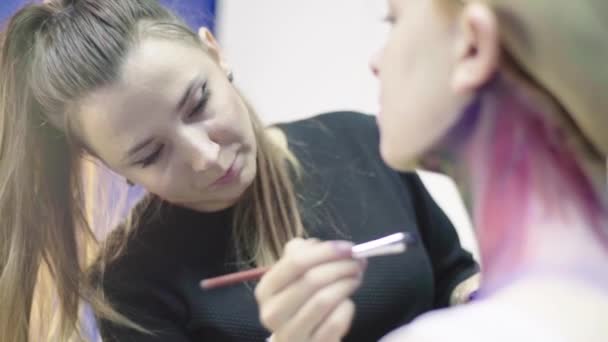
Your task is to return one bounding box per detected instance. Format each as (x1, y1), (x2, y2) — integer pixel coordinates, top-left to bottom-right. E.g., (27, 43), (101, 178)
(2, 1), (217, 31)
(0, 0), (26, 25)
(161, 0), (217, 32)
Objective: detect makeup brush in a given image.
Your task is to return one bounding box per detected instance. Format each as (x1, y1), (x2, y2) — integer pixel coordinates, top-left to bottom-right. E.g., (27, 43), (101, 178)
(200, 232), (415, 290)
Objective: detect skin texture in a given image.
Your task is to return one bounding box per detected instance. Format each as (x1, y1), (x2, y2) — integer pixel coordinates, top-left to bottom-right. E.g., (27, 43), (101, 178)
(77, 30), (257, 213)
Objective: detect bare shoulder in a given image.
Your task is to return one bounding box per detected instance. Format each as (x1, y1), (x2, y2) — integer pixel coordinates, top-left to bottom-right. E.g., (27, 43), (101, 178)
(381, 279), (608, 342)
(379, 305), (480, 342)
(379, 297), (540, 342)
(379, 325), (434, 342)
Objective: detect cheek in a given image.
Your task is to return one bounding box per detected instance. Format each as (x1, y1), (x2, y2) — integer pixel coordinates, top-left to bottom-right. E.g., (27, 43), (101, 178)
(134, 167), (185, 200)
(377, 29), (458, 170)
(210, 89), (254, 144)
(229, 98), (257, 149)
(137, 174), (168, 197)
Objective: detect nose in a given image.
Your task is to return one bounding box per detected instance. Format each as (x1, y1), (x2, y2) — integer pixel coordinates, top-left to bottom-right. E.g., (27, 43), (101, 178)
(370, 50), (380, 77)
(178, 126), (220, 172)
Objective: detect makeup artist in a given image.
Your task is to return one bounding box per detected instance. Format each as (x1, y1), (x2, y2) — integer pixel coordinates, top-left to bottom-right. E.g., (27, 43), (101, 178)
(0, 1), (478, 341)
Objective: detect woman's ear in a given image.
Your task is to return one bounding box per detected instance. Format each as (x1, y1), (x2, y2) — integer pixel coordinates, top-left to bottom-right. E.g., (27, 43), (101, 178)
(450, 3), (500, 94)
(198, 27), (232, 76)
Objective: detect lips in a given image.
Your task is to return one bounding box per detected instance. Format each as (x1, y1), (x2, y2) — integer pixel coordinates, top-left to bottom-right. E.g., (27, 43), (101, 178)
(211, 155), (241, 186)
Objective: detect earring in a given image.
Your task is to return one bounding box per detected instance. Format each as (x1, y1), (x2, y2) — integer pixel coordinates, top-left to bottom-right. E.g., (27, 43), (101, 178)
(227, 70), (234, 82)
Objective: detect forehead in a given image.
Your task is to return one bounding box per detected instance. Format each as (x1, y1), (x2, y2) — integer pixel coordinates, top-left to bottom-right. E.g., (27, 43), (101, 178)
(74, 38), (213, 164)
(121, 37), (208, 86)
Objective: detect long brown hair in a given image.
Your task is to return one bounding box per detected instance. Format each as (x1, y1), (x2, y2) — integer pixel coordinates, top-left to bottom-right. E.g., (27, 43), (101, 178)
(0, 1), (303, 340)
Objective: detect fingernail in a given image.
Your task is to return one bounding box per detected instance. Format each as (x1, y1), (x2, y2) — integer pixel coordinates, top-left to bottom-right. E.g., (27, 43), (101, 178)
(403, 233), (418, 246)
(332, 241), (353, 257)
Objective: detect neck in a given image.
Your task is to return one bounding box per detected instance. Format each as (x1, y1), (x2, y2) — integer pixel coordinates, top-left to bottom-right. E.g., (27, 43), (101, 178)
(430, 77), (608, 294)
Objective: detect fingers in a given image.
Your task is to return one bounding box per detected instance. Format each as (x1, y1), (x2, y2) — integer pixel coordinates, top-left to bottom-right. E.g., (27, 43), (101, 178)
(279, 278), (360, 340)
(255, 239), (353, 303)
(254, 238), (365, 342)
(259, 258), (364, 330)
(310, 299), (356, 342)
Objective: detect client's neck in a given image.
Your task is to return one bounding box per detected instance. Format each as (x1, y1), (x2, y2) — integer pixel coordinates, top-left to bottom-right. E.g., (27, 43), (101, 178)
(433, 77), (608, 294)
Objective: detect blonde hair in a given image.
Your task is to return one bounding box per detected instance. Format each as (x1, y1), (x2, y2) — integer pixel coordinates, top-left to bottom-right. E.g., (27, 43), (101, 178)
(443, 0), (608, 159)
(0, 1), (303, 340)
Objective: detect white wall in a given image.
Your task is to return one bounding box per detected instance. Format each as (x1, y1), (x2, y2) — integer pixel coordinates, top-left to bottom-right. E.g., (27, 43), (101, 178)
(217, 1), (479, 260)
(217, 0), (387, 122)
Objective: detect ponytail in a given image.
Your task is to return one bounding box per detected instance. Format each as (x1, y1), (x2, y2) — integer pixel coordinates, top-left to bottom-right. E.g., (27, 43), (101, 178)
(0, 2), (183, 339)
(1, 5), (92, 341)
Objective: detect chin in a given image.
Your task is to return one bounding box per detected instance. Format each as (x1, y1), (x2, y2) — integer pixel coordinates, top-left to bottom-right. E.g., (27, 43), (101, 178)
(216, 167), (257, 208)
(380, 139), (420, 172)
(203, 201), (234, 212)
(184, 193), (242, 213)
(186, 159), (257, 213)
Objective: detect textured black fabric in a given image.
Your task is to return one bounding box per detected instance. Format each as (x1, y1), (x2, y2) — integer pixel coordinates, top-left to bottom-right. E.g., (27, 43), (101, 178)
(98, 111), (478, 342)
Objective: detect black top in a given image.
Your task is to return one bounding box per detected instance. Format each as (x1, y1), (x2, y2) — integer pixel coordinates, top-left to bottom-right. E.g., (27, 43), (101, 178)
(98, 112), (478, 342)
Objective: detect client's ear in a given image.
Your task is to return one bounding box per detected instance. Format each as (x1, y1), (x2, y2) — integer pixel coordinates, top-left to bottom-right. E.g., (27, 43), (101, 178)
(451, 3), (500, 94)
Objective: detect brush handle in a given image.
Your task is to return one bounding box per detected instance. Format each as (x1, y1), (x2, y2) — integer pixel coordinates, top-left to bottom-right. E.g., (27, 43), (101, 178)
(200, 232), (414, 290)
(200, 266), (271, 289)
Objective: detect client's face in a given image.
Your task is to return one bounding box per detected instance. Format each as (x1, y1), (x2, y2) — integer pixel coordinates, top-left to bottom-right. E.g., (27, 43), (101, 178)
(75, 36), (258, 213)
(371, 0), (498, 171)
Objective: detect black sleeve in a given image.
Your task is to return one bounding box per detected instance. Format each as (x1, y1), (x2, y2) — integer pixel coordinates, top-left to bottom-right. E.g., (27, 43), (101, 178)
(402, 173), (479, 308)
(98, 278), (192, 342)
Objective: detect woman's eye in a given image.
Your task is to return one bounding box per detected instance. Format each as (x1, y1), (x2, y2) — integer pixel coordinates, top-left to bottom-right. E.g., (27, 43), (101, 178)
(187, 84), (210, 120)
(137, 145), (164, 168)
